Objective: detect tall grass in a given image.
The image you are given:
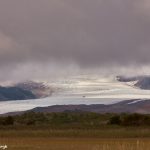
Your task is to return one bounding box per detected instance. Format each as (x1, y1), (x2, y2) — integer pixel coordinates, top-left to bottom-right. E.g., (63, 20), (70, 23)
(0, 127), (150, 138)
(0, 137), (150, 150)
(0, 127), (150, 149)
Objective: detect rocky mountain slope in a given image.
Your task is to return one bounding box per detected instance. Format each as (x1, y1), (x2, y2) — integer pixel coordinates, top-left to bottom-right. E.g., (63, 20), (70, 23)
(30, 99), (150, 114)
(0, 86), (36, 101)
(117, 75), (150, 90)
(15, 81), (54, 98)
(5, 99), (150, 115)
(0, 81), (54, 101)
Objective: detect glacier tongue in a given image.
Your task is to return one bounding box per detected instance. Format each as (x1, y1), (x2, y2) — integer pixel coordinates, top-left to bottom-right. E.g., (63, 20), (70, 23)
(1, 75), (150, 114)
(43, 75), (150, 99)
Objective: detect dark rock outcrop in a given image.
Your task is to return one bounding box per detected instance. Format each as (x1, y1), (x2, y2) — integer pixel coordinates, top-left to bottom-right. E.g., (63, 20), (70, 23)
(117, 75), (150, 90)
(0, 86), (36, 101)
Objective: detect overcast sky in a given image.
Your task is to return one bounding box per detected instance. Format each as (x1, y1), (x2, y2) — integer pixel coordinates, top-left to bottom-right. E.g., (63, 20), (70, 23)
(0, 0), (150, 81)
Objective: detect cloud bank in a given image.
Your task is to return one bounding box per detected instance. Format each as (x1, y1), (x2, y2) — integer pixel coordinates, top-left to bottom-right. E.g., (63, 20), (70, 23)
(0, 0), (150, 80)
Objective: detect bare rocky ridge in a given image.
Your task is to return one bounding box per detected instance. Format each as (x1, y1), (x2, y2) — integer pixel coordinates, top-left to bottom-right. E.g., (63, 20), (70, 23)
(30, 99), (150, 114)
(5, 99), (150, 115)
(117, 75), (150, 90)
(0, 86), (36, 101)
(15, 81), (54, 98)
(0, 81), (54, 101)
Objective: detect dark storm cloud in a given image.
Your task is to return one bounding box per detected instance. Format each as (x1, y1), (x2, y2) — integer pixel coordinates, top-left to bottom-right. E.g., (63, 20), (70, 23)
(0, 0), (150, 77)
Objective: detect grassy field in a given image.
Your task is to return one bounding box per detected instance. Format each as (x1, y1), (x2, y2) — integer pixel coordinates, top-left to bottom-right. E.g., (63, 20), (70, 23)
(0, 112), (150, 149)
(0, 137), (150, 150)
(0, 128), (150, 150)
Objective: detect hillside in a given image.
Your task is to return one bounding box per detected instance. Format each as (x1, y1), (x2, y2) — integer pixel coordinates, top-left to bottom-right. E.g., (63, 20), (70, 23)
(0, 86), (36, 101)
(15, 81), (54, 98)
(4, 99), (150, 115)
(117, 75), (150, 90)
(0, 81), (54, 101)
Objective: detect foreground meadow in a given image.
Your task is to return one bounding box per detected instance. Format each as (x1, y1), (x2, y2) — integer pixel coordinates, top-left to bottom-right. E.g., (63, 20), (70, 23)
(0, 112), (150, 149)
(0, 128), (150, 150)
(0, 137), (150, 150)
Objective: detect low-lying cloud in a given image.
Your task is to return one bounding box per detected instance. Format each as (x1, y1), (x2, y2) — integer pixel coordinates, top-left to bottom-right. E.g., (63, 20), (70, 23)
(0, 0), (150, 81)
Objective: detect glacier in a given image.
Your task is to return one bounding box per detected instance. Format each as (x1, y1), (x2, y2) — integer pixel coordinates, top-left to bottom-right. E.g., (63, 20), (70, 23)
(1, 75), (150, 114)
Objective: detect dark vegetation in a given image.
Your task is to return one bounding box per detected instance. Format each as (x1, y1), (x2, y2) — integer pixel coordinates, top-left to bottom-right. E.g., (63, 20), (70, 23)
(1, 112), (150, 128)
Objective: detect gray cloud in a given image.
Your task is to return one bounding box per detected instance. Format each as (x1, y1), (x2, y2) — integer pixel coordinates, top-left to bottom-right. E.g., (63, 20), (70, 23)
(0, 0), (150, 80)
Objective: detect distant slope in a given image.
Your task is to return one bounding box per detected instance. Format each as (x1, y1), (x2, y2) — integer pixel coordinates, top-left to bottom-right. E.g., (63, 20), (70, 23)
(0, 86), (36, 101)
(117, 75), (150, 90)
(15, 81), (54, 98)
(0, 81), (54, 101)
(18, 99), (150, 114)
(135, 77), (150, 90)
(1, 74), (150, 102)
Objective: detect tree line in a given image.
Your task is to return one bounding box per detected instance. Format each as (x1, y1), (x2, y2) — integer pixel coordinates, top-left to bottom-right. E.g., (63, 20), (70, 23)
(0, 112), (150, 128)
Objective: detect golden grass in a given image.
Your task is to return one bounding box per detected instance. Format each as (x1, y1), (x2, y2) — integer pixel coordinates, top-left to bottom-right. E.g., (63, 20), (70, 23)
(0, 128), (150, 149)
(0, 137), (150, 150)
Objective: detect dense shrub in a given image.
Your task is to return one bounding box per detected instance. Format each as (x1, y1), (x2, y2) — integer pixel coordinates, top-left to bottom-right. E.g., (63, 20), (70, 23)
(0, 116), (14, 125)
(121, 114), (150, 126)
(109, 115), (121, 125)
(0, 112), (150, 128)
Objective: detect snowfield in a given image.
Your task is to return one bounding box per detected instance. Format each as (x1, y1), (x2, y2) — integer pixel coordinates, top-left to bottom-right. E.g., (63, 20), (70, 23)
(0, 98), (125, 114)
(1, 75), (150, 114)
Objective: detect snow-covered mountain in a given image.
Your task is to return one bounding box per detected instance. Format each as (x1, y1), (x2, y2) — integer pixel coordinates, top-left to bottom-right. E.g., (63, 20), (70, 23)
(26, 99), (150, 114)
(0, 75), (150, 114)
(0, 81), (55, 101)
(0, 86), (36, 101)
(15, 81), (55, 98)
(1, 75), (150, 101)
(39, 75), (150, 99)
(1, 75), (150, 102)
(117, 75), (150, 90)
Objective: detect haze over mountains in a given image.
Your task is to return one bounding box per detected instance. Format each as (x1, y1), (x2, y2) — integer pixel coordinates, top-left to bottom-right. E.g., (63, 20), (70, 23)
(28, 99), (150, 114)
(0, 1), (150, 114)
(117, 76), (150, 90)
(0, 0), (150, 82)
(0, 86), (36, 101)
(0, 81), (51, 101)
(0, 75), (150, 114)
(0, 75), (150, 101)
(3, 75), (150, 114)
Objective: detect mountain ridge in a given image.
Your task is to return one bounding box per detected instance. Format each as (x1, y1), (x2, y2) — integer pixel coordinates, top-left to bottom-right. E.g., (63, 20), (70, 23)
(3, 99), (150, 115)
